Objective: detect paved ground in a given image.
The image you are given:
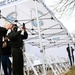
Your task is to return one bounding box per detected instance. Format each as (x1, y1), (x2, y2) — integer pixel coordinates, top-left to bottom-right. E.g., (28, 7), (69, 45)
(46, 70), (54, 75)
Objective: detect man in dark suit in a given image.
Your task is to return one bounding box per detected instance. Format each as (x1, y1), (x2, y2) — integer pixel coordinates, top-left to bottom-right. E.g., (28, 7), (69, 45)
(0, 24), (12, 73)
(1, 35), (11, 75)
(66, 44), (74, 66)
(8, 24), (28, 75)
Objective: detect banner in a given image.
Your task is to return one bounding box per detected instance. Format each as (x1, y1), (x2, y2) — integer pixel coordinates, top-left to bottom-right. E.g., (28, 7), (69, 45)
(0, 0), (27, 9)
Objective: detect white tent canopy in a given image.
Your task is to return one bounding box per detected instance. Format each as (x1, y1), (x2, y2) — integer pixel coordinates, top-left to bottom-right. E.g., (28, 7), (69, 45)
(0, 1), (74, 75)
(0, 0), (73, 49)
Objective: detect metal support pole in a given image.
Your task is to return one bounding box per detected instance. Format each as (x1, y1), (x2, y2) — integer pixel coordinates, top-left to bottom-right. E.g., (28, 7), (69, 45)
(23, 42), (38, 75)
(24, 52), (38, 75)
(34, 0), (46, 75)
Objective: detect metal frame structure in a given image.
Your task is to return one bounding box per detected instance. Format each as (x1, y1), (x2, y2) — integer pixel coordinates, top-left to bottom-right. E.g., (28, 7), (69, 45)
(0, 0), (74, 75)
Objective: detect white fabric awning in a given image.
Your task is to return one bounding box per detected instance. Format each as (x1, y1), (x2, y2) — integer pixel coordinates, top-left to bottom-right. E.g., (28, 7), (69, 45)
(0, 0), (73, 49)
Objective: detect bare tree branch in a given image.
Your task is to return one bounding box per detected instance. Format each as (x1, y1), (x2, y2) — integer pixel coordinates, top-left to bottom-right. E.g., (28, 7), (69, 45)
(52, 0), (75, 17)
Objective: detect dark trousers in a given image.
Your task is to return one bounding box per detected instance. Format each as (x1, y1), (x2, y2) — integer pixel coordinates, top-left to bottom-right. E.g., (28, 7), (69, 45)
(0, 55), (1, 71)
(12, 48), (23, 75)
(1, 55), (11, 75)
(0, 48), (1, 71)
(68, 55), (74, 66)
(0, 47), (1, 70)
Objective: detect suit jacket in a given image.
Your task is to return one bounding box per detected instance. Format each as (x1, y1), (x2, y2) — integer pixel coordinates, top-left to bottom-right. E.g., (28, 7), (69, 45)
(8, 30), (28, 48)
(0, 27), (7, 55)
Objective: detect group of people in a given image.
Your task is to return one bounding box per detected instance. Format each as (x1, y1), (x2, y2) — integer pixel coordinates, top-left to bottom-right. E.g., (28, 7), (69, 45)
(0, 23), (75, 75)
(0, 24), (28, 75)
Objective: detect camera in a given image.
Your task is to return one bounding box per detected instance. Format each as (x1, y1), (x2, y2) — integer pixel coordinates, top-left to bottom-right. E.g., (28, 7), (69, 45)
(13, 24), (18, 32)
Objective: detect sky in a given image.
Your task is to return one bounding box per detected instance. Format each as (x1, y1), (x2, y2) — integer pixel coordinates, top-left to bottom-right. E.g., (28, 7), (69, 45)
(44, 0), (75, 33)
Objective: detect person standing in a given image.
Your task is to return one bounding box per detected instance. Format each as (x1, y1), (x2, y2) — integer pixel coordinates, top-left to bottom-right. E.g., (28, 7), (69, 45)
(1, 35), (11, 75)
(66, 44), (74, 67)
(8, 24), (28, 75)
(0, 24), (12, 73)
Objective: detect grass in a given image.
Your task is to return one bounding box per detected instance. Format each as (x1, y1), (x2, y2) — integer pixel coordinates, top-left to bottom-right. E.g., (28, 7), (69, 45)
(65, 66), (75, 75)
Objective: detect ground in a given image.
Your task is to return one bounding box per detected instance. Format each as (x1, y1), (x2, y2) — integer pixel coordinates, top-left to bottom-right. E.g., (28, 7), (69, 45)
(64, 66), (75, 75)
